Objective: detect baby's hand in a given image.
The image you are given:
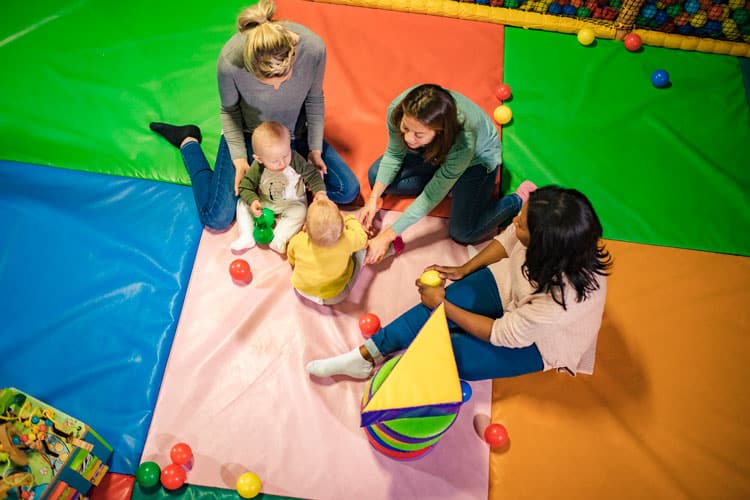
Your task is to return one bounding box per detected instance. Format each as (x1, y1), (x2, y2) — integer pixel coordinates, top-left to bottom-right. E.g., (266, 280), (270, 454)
(250, 200), (263, 217)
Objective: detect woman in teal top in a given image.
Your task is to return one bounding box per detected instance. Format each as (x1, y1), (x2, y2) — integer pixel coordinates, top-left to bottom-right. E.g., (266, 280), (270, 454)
(360, 84), (534, 263)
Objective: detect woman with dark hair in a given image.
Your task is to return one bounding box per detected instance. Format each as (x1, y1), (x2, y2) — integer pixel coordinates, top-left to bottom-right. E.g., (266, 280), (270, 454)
(308, 186), (612, 381)
(360, 83), (535, 264)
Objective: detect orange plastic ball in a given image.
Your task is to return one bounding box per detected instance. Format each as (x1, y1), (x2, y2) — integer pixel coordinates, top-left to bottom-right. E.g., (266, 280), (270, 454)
(229, 259), (252, 283)
(160, 463), (187, 490)
(358, 313), (381, 338)
(484, 423), (509, 448)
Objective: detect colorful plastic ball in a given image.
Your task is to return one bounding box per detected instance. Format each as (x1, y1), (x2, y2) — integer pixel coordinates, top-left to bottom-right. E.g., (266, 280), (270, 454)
(460, 380), (472, 403)
(577, 27), (596, 45)
(253, 225), (274, 245)
(135, 461), (161, 488)
(484, 423), (510, 448)
(419, 269), (443, 287)
(358, 312), (381, 338)
(494, 83), (512, 101)
(623, 33), (642, 51)
(254, 207), (275, 228)
(492, 105), (513, 125)
(229, 259), (252, 283)
(160, 463), (187, 490)
(236, 471), (262, 499)
(170, 442), (193, 466)
(651, 69), (670, 88)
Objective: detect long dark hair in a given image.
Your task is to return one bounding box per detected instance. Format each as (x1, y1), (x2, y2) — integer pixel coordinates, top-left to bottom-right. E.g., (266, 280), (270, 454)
(389, 84), (461, 166)
(523, 186), (612, 309)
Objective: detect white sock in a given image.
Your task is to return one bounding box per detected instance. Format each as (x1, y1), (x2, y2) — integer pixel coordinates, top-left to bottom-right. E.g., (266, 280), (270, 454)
(231, 200), (255, 251)
(269, 237), (287, 255)
(306, 348), (373, 379)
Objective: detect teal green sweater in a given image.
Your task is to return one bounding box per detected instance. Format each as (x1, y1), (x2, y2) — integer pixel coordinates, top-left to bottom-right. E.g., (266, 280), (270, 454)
(376, 86), (502, 235)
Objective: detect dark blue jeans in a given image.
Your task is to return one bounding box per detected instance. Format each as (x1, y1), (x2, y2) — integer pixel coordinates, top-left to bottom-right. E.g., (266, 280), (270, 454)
(181, 133), (360, 230)
(367, 268), (544, 381)
(368, 153), (522, 244)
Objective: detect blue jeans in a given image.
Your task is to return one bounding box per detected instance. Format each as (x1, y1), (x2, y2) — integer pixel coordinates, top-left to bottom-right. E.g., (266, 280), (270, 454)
(180, 133), (360, 230)
(368, 154), (522, 244)
(366, 268), (544, 381)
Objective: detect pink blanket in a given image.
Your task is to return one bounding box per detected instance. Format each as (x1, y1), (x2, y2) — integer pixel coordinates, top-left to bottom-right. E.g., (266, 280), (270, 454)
(142, 211), (491, 499)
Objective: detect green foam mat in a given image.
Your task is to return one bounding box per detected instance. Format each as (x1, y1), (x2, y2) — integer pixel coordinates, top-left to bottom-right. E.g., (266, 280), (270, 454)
(502, 27), (750, 256)
(0, 0), (233, 185)
(130, 482), (298, 500)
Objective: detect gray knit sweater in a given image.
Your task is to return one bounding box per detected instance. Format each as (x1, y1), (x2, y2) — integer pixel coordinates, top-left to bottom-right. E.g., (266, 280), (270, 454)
(217, 22), (326, 160)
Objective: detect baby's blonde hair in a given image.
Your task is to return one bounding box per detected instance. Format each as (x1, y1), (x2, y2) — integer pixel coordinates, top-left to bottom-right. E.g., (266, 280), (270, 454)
(237, 0), (296, 79)
(307, 199), (344, 247)
(251, 121), (290, 152)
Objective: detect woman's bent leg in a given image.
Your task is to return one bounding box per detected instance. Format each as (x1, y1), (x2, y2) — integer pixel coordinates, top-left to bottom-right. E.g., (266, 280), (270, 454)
(369, 268), (502, 356)
(180, 136), (237, 230)
(367, 154), (435, 195)
(448, 165), (521, 244)
(452, 335), (544, 380)
(320, 140), (360, 204)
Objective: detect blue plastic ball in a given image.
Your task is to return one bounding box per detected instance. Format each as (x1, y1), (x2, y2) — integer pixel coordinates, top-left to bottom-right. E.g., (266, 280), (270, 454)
(460, 380), (473, 403)
(651, 69), (670, 88)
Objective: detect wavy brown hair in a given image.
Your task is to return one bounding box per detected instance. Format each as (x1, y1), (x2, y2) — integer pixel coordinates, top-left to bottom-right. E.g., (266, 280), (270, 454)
(389, 84), (462, 166)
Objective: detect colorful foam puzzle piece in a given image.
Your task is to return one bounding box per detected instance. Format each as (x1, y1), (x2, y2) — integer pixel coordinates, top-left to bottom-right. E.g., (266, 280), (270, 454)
(360, 303), (462, 427)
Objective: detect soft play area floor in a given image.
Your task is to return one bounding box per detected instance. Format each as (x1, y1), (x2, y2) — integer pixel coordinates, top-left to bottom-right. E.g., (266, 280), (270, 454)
(1, 0), (749, 498)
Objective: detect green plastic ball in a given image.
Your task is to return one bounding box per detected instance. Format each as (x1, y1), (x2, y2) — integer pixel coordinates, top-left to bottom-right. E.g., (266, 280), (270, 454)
(253, 225), (274, 245)
(135, 461), (161, 488)
(254, 207), (275, 228)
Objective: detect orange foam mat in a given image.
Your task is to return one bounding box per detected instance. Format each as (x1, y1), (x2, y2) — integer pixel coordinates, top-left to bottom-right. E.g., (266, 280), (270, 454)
(142, 212), (492, 500)
(276, 0), (505, 215)
(489, 241), (750, 499)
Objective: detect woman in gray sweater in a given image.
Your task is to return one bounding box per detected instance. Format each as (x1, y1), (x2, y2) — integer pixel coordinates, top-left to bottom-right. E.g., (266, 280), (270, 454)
(150, 0), (359, 229)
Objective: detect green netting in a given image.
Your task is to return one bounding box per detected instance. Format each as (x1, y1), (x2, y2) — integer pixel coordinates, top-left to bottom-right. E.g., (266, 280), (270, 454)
(502, 27), (750, 255)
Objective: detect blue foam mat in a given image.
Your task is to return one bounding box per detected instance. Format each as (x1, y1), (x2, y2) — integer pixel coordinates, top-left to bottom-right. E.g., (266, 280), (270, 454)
(0, 161), (203, 474)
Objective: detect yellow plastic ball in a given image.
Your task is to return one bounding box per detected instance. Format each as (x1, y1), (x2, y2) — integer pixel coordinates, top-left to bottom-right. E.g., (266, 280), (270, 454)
(577, 28), (596, 46)
(419, 270), (443, 287)
(492, 105), (513, 125)
(236, 472), (262, 499)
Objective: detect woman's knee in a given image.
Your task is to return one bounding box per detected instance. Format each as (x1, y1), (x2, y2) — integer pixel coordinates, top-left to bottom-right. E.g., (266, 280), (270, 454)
(367, 158), (382, 188)
(448, 224), (480, 246)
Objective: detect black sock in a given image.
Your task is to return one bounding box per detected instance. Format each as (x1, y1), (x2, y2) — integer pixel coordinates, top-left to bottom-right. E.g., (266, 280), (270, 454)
(149, 122), (202, 149)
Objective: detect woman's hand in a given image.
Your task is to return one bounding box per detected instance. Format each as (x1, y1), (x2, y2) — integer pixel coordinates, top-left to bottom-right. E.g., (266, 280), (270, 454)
(233, 158), (251, 196)
(425, 264), (468, 282)
(416, 278), (446, 309)
(308, 150), (327, 175)
(365, 229), (395, 265)
(358, 197), (380, 234)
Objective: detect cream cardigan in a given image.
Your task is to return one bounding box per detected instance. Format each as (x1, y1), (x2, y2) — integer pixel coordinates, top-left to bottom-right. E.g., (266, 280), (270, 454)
(488, 225), (607, 375)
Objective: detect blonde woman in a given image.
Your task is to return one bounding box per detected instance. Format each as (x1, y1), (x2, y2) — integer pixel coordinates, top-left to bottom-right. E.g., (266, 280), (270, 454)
(150, 0), (359, 229)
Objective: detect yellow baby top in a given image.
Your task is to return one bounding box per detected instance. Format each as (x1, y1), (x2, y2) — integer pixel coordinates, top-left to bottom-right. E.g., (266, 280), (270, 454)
(287, 216), (368, 299)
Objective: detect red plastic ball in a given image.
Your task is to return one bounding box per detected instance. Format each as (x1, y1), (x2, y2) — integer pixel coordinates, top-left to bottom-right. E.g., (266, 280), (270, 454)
(229, 259), (252, 283)
(483, 423), (509, 448)
(358, 313), (381, 338)
(494, 83), (512, 101)
(170, 442), (193, 466)
(624, 33), (642, 52)
(160, 463), (187, 490)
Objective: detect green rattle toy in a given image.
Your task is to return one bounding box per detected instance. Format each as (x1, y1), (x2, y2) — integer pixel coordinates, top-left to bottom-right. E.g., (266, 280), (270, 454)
(253, 207), (275, 245)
